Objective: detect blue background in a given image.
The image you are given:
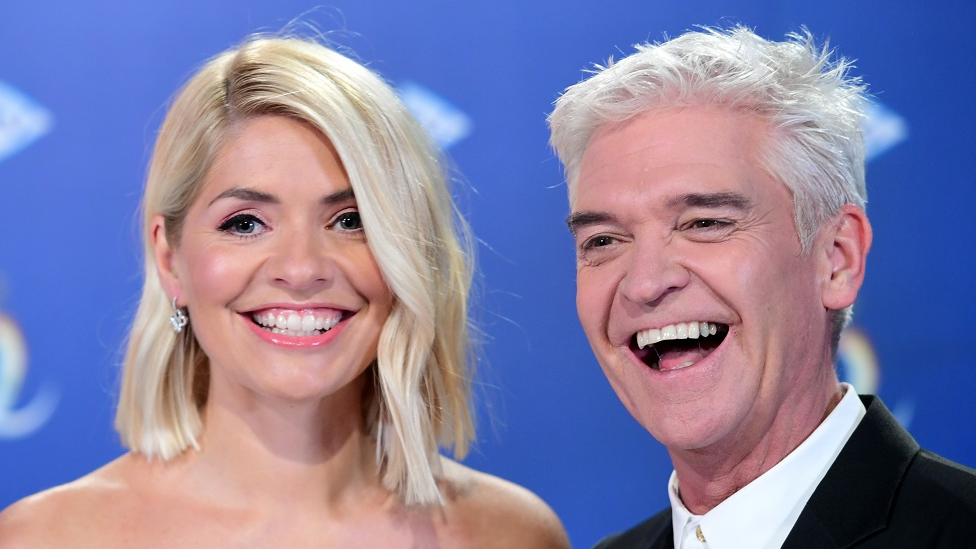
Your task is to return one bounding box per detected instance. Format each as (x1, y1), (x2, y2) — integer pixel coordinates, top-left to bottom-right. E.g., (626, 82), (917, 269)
(2, 1), (974, 546)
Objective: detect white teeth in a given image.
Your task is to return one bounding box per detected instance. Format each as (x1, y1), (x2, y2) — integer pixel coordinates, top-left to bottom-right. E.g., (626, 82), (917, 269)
(636, 322), (722, 349)
(251, 310), (342, 336)
(286, 315), (302, 331)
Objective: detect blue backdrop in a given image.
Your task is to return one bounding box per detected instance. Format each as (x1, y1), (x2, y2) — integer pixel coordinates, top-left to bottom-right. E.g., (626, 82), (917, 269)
(2, 1), (974, 546)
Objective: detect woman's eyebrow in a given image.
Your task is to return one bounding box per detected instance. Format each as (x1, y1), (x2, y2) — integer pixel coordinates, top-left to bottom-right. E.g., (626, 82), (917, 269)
(320, 188), (356, 206)
(207, 187), (357, 207)
(208, 187), (277, 207)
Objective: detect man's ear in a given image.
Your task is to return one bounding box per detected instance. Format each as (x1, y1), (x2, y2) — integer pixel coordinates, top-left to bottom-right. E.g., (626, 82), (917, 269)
(820, 205), (872, 311)
(151, 215), (184, 302)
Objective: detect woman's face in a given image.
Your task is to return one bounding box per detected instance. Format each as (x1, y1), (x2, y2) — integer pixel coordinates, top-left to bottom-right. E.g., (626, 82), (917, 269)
(153, 116), (393, 405)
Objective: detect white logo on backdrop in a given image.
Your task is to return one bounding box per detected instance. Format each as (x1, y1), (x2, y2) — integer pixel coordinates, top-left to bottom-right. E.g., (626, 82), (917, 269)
(855, 101), (911, 426)
(398, 81), (472, 150)
(0, 313), (59, 439)
(864, 100), (908, 161)
(0, 80), (53, 164)
(1, 81), (59, 438)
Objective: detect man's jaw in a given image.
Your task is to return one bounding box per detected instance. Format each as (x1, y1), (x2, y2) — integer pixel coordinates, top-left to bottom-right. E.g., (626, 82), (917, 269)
(631, 321), (729, 371)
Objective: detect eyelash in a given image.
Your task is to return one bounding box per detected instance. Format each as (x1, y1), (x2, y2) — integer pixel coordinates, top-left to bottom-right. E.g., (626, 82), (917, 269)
(683, 219), (732, 231)
(578, 218), (732, 250)
(581, 234), (617, 251)
(216, 209), (363, 241)
(217, 213), (267, 239)
(330, 210), (363, 232)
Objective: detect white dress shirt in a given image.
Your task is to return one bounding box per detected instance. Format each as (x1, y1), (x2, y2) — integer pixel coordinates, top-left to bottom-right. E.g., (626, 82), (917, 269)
(669, 384), (866, 549)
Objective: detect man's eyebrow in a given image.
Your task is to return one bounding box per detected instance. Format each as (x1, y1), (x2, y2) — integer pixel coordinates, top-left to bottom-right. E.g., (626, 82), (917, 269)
(207, 187), (357, 207)
(565, 192), (752, 233)
(566, 211), (615, 235)
(668, 192), (753, 211)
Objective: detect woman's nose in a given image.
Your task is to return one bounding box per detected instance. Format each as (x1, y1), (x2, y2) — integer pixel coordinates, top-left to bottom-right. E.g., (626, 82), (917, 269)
(266, 231), (334, 293)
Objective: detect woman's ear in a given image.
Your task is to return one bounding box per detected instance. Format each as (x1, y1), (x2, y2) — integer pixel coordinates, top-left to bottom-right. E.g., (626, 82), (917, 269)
(820, 205), (872, 311)
(151, 215), (184, 302)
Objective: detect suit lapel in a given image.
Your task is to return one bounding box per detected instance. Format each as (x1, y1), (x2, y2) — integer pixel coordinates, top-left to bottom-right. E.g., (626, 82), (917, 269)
(782, 396), (919, 549)
(638, 511), (674, 549)
(645, 520), (674, 549)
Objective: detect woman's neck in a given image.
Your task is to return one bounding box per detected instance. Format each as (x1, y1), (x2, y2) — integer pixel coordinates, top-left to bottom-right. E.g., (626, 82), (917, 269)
(187, 375), (387, 511)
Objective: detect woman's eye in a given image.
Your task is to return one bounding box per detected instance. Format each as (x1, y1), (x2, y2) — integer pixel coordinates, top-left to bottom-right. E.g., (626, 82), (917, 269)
(218, 214), (267, 236)
(333, 211), (363, 232)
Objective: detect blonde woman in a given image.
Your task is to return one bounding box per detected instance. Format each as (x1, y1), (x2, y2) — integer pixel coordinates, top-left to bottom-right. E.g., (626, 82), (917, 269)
(0, 36), (569, 548)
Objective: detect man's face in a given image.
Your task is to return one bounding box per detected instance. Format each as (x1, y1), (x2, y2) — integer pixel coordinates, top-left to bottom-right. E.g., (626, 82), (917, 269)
(570, 107), (837, 454)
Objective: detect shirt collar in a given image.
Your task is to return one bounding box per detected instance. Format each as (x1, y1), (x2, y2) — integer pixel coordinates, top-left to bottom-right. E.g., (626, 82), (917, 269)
(669, 384), (866, 549)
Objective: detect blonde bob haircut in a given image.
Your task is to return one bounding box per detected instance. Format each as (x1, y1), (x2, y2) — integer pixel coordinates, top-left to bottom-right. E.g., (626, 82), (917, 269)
(116, 35), (475, 505)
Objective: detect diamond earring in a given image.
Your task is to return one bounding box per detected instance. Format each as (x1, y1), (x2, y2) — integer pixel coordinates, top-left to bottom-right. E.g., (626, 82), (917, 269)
(169, 296), (188, 333)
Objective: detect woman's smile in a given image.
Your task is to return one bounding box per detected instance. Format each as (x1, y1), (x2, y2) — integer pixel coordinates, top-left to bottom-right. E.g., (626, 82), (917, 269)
(243, 307), (349, 348)
(156, 116), (393, 402)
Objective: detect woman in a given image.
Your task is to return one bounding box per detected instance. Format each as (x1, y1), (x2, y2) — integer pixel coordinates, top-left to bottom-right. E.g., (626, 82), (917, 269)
(0, 36), (569, 548)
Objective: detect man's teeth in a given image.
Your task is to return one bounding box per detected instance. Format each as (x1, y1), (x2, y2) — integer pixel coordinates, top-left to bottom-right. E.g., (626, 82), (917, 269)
(252, 311), (340, 336)
(636, 322), (720, 349)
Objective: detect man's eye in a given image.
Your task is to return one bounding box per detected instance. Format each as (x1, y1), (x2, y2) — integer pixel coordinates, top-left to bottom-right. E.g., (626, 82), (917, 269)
(218, 214), (267, 236)
(583, 235), (616, 249)
(691, 219), (726, 229)
(333, 211), (363, 232)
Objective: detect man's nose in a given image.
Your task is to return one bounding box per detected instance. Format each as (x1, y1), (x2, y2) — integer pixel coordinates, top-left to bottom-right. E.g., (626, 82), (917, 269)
(618, 237), (690, 306)
(266, 230), (334, 293)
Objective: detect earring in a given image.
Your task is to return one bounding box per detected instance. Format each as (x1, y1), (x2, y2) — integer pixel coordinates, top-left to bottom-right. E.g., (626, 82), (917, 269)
(169, 296), (188, 334)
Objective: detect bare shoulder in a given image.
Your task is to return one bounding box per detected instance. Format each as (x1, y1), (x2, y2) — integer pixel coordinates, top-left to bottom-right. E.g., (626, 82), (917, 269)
(0, 456), (135, 549)
(438, 458), (571, 549)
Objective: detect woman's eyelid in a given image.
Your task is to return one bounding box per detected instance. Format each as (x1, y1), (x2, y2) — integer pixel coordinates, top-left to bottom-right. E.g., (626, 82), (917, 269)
(328, 207), (363, 230)
(217, 211), (270, 236)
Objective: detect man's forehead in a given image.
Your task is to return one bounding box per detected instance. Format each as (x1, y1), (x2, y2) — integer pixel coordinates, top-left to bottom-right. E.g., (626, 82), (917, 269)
(578, 107), (770, 171)
(572, 108), (787, 212)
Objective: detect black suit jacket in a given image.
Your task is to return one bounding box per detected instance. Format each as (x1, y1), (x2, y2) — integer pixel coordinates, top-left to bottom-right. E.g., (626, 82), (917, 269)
(593, 395), (976, 548)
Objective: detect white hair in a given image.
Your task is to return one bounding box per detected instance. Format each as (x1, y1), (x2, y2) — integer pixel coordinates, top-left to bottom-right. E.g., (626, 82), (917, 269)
(549, 25), (869, 340)
(116, 36), (475, 505)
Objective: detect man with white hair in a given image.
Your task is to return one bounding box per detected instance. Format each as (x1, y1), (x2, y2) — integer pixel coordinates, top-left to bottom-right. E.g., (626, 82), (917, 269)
(549, 26), (976, 548)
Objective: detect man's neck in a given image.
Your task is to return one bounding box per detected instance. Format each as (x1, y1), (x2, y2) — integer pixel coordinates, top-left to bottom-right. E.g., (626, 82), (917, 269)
(669, 381), (845, 514)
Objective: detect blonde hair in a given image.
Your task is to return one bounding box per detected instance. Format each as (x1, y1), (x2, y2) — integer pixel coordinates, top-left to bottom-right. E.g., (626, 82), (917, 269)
(116, 36), (475, 505)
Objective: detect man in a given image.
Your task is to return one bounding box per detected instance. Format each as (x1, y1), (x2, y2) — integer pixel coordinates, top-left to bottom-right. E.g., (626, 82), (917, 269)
(548, 26), (976, 548)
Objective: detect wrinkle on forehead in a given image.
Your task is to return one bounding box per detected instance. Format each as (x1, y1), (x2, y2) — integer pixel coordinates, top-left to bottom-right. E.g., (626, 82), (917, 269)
(574, 108), (777, 210)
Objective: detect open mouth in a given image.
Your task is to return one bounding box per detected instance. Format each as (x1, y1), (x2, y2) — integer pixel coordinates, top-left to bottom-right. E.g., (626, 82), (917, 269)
(631, 321), (729, 371)
(250, 309), (344, 337)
